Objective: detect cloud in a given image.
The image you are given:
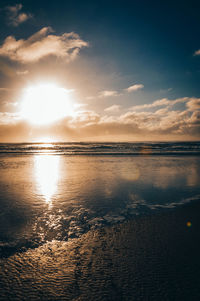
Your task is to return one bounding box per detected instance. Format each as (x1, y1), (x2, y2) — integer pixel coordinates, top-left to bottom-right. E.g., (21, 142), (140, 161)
(0, 112), (20, 124)
(104, 105), (121, 113)
(0, 108), (199, 141)
(68, 97), (200, 138)
(86, 90), (120, 100)
(6, 4), (32, 27)
(16, 70), (29, 75)
(126, 84), (144, 93)
(116, 109), (199, 135)
(186, 98), (200, 111)
(99, 90), (119, 97)
(194, 49), (200, 56)
(0, 27), (88, 63)
(87, 84), (144, 100)
(67, 98), (200, 138)
(71, 110), (100, 127)
(0, 88), (10, 92)
(0, 96), (200, 142)
(129, 97), (188, 111)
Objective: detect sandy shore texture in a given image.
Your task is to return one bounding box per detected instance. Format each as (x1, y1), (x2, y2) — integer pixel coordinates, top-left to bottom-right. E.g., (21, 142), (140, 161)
(0, 200), (200, 301)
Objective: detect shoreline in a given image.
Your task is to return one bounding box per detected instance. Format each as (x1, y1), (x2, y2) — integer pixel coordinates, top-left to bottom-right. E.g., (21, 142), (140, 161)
(1, 200), (200, 300)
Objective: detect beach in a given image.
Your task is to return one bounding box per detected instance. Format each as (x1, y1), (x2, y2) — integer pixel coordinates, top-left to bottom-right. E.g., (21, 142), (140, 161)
(1, 199), (200, 300)
(0, 143), (200, 300)
(0, 0), (200, 297)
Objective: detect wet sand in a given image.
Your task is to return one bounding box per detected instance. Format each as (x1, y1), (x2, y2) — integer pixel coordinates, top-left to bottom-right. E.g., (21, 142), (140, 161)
(1, 201), (200, 300)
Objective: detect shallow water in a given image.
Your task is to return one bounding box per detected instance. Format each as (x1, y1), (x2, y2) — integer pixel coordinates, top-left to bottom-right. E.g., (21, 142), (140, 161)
(0, 152), (200, 256)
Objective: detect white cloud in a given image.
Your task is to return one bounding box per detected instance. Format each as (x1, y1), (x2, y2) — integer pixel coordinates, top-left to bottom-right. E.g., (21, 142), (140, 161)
(117, 109), (197, 134)
(6, 4), (32, 27)
(129, 97), (188, 111)
(71, 110), (100, 127)
(0, 112), (20, 124)
(126, 84), (144, 93)
(104, 105), (121, 113)
(1, 96), (200, 141)
(99, 90), (119, 97)
(194, 49), (200, 56)
(0, 87), (10, 92)
(16, 70), (29, 75)
(85, 96), (95, 100)
(68, 97), (200, 137)
(186, 98), (200, 111)
(0, 27), (88, 63)
(87, 84), (144, 100)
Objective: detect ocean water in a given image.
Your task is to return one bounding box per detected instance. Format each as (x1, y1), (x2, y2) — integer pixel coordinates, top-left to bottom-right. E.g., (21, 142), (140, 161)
(0, 142), (200, 257)
(0, 141), (200, 155)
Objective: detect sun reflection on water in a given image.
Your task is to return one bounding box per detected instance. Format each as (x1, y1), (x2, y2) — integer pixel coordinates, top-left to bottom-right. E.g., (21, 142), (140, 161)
(34, 155), (60, 204)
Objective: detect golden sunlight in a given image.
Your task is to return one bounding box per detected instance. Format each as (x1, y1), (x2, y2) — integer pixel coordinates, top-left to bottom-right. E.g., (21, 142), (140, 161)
(20, 83), (74, 125)
(33, 137), (57, 143)
(34, 155), (60, 204)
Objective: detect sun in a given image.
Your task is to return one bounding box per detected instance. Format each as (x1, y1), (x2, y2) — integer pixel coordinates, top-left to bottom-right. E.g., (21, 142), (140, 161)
(20, 83), (74, 125)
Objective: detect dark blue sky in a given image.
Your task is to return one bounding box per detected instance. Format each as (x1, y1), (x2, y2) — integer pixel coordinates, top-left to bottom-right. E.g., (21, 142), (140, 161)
(1, 0), (200, 98)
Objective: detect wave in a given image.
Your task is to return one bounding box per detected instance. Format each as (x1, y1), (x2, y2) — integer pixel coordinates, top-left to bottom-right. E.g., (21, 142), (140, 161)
(0, 142), (200, 155)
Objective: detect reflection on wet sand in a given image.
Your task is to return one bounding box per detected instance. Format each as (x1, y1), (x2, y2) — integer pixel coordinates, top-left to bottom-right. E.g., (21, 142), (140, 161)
(0, 155), (200, 257)
(34, 155), (60, 204)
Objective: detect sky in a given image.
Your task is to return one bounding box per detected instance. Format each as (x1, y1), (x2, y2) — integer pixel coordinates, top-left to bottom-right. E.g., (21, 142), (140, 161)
(0, 0), (200, 142)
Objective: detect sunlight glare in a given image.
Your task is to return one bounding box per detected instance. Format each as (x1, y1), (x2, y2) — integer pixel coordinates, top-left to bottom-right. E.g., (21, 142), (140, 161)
(34, 155), (60, 204)
(33, 137), (57, 143)
(21, 83), (74, 125)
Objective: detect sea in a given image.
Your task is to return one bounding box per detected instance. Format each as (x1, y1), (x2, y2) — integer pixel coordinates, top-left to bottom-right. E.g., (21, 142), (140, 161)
(0, 141), (200, 257)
